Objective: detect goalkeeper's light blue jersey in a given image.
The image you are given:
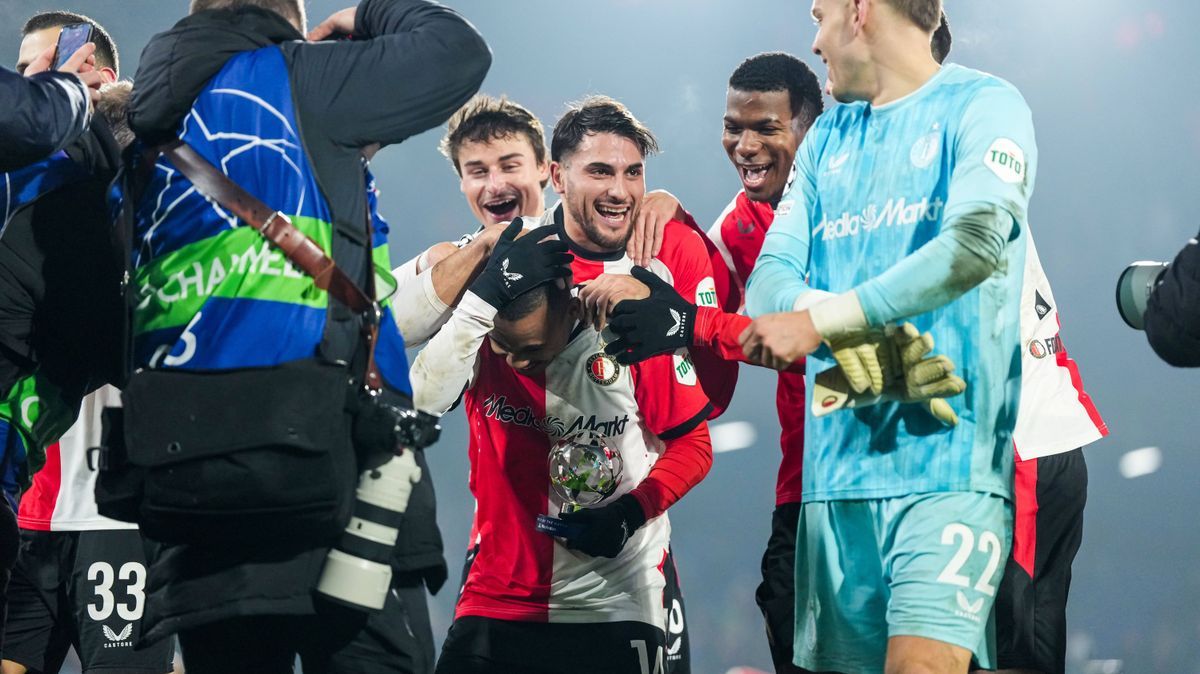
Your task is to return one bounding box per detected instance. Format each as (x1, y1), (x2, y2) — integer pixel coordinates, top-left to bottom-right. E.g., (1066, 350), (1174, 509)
(748, 64), (1036, 502)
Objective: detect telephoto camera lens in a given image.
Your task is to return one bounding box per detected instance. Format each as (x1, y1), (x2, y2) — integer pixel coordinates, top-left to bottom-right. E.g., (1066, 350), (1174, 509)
(1116, 261), (1170, 330)
(315, 450), (422, 610)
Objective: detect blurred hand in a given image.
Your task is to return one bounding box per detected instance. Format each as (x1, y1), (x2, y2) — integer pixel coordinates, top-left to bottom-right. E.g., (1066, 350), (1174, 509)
(627, 189), (683, 267)
(578, 273), (650, 331)
(739, 311), (822, 370)
(25, 43), (102, 106)
(308, 7), (357, 41)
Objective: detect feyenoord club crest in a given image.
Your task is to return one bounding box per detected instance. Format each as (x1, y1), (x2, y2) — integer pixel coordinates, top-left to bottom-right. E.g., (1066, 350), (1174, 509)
(586, 352), (620, 386)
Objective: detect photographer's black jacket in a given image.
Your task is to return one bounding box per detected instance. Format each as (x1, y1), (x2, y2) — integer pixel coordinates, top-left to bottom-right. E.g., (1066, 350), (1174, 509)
(1145, 230), (1200, 367)
(125, 0), (489, 640)
(0, 117), (123, 411)
(0, 66), (91, 172)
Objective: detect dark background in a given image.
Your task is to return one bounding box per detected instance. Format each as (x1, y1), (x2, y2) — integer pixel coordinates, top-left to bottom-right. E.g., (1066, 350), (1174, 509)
(2, 1), (1197, 671)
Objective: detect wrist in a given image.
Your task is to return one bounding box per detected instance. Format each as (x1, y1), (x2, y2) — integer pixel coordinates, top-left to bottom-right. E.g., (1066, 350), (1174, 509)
(618, 493), (648, 530)
(808, 291), (868, 342)
(692, 306), (719, 346)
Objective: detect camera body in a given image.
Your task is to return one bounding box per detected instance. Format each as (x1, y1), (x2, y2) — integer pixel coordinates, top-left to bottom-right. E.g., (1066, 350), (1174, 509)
(1116, 261), (1169, 330)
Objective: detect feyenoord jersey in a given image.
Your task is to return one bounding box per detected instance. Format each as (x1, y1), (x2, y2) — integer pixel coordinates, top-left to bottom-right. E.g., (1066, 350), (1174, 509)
(18, 385), (135, 532)
(1012, 233), (1107, 460)
(458, 323), (711, 626)
(699, 192), (805, 506)
(528, 205), (737, 416)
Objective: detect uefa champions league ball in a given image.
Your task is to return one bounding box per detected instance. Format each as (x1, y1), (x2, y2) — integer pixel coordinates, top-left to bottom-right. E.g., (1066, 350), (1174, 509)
(547, 430), (623, 508)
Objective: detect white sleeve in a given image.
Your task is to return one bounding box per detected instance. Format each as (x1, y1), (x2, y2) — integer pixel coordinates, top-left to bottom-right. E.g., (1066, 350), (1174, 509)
(410, 291), (496, 414)
(390, 256), (453, 347)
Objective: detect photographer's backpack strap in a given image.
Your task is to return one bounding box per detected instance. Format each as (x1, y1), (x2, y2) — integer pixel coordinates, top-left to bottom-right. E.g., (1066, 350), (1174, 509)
(156, 140), (384, 393)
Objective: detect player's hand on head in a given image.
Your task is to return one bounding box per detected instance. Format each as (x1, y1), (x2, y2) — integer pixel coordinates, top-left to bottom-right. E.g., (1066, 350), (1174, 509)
(470, 221), (572, 309)
(558, 494), (647, 558)
(628, 190), (682, 267)
(739, 311), (821, 370)
(604, 267), (695, 365)
(308, 7), (357, 41)
(579, 274), (651, 331)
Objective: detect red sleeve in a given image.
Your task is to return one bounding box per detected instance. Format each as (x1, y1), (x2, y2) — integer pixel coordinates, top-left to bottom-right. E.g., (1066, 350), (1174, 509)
(659, 220), (719, 309)
(658, 220), (742, 417)
(630, 421), (712, 520)
(631, 351), (713, 440)
(679, 209), (740, 313)
(692, 307), (805, 372)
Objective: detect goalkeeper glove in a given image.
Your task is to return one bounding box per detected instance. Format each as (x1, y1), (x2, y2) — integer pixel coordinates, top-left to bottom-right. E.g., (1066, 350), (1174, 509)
(825, 329), (894, 396)
(468, 220), (572, 309)
(812, 323), (965, 426)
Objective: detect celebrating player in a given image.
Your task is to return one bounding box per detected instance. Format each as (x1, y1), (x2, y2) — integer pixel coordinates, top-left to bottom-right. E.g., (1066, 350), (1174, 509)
(739, 0), (1038, 671)
(393, 95), (736, 671)
(925, 16), (1109, 674)
(410, 221), (713, 674)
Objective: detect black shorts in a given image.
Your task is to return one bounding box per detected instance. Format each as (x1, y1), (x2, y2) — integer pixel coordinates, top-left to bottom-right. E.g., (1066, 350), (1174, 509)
(176, 575), (435, 674)
(436, 615), (665, 674)
(3, 528), (175, 674)
(995, 449), (1088, 674)
(454, 543), (689, 673)
(661, 547), (689, 673)
(755, 502), (825, 674)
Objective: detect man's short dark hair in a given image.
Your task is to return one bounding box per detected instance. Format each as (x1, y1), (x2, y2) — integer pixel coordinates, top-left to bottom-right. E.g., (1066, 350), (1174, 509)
(883, 0), (942, 33)
(931, 11), (951, 64)
(728, 52), (825, 129)
(551, 96), (659, 164)
(496, 282), (569, 323)
(439, 94), (548, 176)
(22, 11), (119, 76)
(189, 0), (304, 31)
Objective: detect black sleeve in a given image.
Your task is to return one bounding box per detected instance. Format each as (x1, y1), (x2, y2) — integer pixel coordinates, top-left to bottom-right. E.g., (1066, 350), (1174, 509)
(286, 0), (491, 150)
(1144, 230), (1200, 367)
(0, 68), (90, 172)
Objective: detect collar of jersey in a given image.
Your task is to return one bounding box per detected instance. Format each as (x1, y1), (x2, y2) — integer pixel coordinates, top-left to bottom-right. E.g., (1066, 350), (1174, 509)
(868, 63), (957, 115)
(554, 203), (627, 262)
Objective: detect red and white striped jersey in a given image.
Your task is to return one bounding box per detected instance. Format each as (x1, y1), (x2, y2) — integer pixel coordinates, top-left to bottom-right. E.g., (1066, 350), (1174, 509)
(699, 191), (806, 506)
(18, 385), (134, 532)
(457, 318), (712, 627)
(532, 204), (737, 417)
(1012, 234), (1107, 460)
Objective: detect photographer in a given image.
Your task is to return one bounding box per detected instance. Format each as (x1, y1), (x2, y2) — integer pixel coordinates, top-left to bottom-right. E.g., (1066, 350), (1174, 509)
(118, 0), (488, 672)
(1143, 229), (1200, 366)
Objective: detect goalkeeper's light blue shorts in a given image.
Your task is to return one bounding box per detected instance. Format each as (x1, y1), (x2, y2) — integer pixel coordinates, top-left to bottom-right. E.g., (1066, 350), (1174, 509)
(793, 492), (1012, 674)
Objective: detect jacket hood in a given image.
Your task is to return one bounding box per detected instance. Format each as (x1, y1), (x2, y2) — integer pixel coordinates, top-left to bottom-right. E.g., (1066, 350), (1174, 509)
(129, 7), (303, 145)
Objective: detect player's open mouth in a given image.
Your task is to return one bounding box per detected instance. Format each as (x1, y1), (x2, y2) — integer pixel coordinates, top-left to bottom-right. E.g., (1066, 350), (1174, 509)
(740, 163), (772, 190)
(594, 203), (630, 226)
(482, 197), (520, 222)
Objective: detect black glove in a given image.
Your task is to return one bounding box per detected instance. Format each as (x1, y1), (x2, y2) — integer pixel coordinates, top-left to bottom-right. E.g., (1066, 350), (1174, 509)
(469, 221), (572, 309)
(557, 494), (647, 558)
(604, 266), (696, 365)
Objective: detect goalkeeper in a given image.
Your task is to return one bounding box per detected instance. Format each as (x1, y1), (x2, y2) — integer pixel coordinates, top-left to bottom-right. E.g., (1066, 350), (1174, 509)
(738, 0), (1036, 672)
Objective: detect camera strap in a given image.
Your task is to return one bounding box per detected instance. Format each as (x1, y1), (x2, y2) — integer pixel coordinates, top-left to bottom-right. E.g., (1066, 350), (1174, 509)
(157, 140), (384, 393)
